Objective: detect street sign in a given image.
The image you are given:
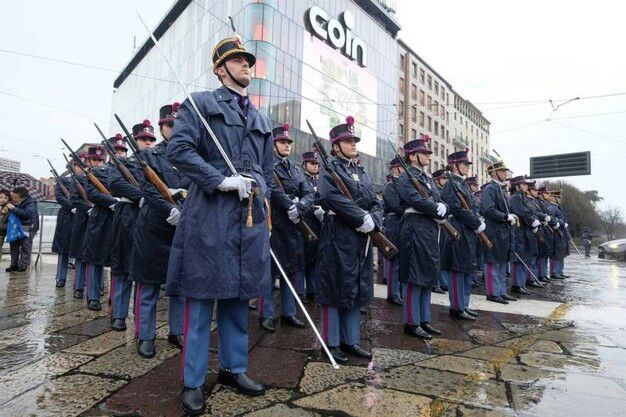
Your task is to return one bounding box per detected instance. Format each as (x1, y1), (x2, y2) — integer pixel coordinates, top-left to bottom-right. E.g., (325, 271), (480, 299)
(529, 151), (591, 178)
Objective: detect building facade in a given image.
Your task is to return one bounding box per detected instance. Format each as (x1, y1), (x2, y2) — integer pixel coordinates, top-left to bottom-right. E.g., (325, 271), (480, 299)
(397, 40), (453, 175)
(112, 0), (401, 188)
(397, 40), (493, 183)
(450, 93), (494, 182)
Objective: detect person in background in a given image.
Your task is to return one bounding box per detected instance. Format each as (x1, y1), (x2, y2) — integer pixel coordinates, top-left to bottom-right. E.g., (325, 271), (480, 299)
(6, 187), (39, 273)
(0, 189), (11, 261)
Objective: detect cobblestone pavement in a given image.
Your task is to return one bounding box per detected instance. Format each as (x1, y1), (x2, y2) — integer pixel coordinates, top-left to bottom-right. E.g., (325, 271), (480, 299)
(1, 252), (625, 416)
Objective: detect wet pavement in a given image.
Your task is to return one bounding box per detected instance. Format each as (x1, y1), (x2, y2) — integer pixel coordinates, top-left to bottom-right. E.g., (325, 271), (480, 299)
(1, 252), (625, 416)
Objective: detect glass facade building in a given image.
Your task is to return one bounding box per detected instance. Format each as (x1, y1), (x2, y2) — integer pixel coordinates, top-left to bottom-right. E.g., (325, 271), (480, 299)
(112, 0), (400, 188)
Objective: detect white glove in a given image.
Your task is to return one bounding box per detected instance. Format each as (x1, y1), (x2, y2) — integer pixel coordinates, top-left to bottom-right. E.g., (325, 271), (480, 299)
(531, 219), (541, 228)
(217, 175), (254, 201)
(356, 214), (375, 234)
(71, 208), (77, 214)
(475, 220), (486, 234)
(544, 215), (551, 223)
(108, 204), (116, 211)
(533, 227), (538, 233)
(555, 221), (560, 228)
(292, 197), (300, 204)
(166, 207), (180, 226)
(565, 222), (569, 228)
(139, 197), (145, 208)
(87, 208), (93, 216)
(314, 206), (325, 222)
(287, 204), (300, 224)
(507, 214), (518, 225)
(436, 202), (447, 217)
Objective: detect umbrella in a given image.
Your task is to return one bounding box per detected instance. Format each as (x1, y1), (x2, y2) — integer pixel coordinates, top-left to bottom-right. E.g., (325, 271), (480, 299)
(0, 170), (49, 200)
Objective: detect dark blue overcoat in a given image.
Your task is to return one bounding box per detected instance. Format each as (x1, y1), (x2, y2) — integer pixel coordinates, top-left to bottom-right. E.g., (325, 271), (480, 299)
(545, 202), (569, 259)
(82, 165), (116, 266)
(131, 141), (190, 285)
(165, 87), (274, 300)
(52, 176), (73, 254)
(315, 157), (383, 309)
(382, 177), (403, 248)
(440, 174), (481, 274)
(109, 157), (142, 276)
(528, 198), (552, 258)
(508, 192), (538, 263)
(396, 167), (445, 287)
(270, 156), (314, 276)
(69, 174), (90, 261)
(302, 173), (322, 268)
(480, 181), (513, 264)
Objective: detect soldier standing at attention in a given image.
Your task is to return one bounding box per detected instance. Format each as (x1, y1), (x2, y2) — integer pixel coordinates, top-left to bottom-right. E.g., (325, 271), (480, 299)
(301, 151), (324, 302)
(164, 36), (272, 414)
(68, 154), (90, 299)
(130, 114), (188, 358)
(258, 123), (314, 332)
(316, 116), (382, 364)
(82, 145), (116, 311)
(480, 161), (518, 304)
(431, 169), (449, 294)
(382, 157), (404, 306)
(52, 173), (74, 287)
(440, 149), (484, 321)
(396, 137), (448, 339)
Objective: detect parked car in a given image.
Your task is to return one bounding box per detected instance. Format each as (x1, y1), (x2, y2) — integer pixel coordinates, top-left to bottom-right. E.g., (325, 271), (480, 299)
(598, 238), (626, 261)
(1, 200), (59, 254)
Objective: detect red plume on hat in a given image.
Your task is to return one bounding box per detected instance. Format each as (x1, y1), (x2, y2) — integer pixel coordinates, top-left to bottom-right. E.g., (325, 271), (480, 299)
(115, 133), (123, 140)
(346, 115), (355, 126)
(283, 123), (289, 132)
(172, 102), (181, 112)
(143, 119), (151, 127)
(422, 133), (430, 142)
(464, 147), (469, 152)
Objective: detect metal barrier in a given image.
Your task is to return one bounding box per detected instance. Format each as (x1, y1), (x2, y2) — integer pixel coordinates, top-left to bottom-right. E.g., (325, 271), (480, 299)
(34, 206), (59, 268)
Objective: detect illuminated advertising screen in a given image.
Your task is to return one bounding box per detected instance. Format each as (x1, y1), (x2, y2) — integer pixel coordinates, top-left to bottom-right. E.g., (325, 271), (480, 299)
(300, 35), (378, 156)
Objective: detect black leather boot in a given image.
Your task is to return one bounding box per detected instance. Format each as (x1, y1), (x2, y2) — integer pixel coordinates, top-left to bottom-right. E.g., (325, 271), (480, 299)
(421, 322), (442, 335)
(217, 369), (265, 396)
(280, 315), (306, 328)
(179, 386), (205, 416)
(110, 318), (126, 331)
(168, 334), (184, 349)
(340, 343), (372, 359)
(259, 318), (276, 332)
(137, 339), (156, 358)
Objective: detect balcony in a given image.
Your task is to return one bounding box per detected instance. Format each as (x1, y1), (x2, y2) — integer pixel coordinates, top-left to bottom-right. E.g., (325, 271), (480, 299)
(452, 135), (469, 148)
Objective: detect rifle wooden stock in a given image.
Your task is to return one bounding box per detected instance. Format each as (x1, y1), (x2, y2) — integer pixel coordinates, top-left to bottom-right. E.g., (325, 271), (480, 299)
(408, 177), (460, 241)
(307, 119), (397, 259)
(103, 143), (140, 187)
(85, 171), (110, 195)
(272, 172), (318, 243)
(62, 154), (92, 207)
(453, 185), (493, 249)
(142, 162), (176, 205)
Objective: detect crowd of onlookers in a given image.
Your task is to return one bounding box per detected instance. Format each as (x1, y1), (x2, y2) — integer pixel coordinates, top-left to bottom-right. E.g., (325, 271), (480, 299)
(0, 187), (39, 272)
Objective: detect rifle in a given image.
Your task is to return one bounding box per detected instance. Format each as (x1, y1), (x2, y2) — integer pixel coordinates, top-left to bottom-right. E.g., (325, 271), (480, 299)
(63, 154), (92, 207)
(386, 141), (459, 241)
(446, 172), (493, 249)
(272, 171), (318, 243)
(521, 193), (546, 245)
(60, 138), (111, 195)
(306, 120), (398, 260)
(94, 123), (140, 187)
(114, 114), (177, 205)
(47, 159), (70, 199)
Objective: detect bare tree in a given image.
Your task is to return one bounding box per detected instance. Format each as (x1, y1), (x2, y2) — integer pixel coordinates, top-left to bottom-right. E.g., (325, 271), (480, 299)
(600, 206), (624, 240)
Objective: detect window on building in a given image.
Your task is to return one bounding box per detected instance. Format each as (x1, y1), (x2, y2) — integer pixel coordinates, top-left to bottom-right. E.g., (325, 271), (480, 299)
(435, 161), (440, 171)
(434, 81), (439, 96)
(434, 142), (439, 156)
(427, 116), (432, 132)
(399, 123), (404, 137)
(400, 53), (405, 69)
(419, 111), (425, 127)
(426, 95), (431, 109)
(420, 69), (425, 84)
(411, 106), (417, 122)
(411, 62), (417, 78)
(411, 128), (417, 139)
(399, 77), (404, 95)
(434, 121), (439, 136)
(398, 100), (404, 117)
(427, 75), (432, 90)
(411, 84), (417, 101)
(440, 144), (445, 156)
(419, 90), (425, 106)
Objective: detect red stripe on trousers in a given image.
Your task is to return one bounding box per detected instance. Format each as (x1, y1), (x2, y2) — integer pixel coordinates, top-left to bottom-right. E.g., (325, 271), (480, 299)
(259, 297), (264, 318)
(550, 259), (555, 275)
(486, 263), (494, 295)
(406, 283), (413, 324)
(134, 283), (142, 337)
(181, 298), (190, 382)
(322, 306), (329, 343)
(452, 272), (459, 310)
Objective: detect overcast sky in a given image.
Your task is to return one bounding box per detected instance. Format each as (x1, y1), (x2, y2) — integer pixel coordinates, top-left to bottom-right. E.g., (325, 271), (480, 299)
(1, 0), (625, 212)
